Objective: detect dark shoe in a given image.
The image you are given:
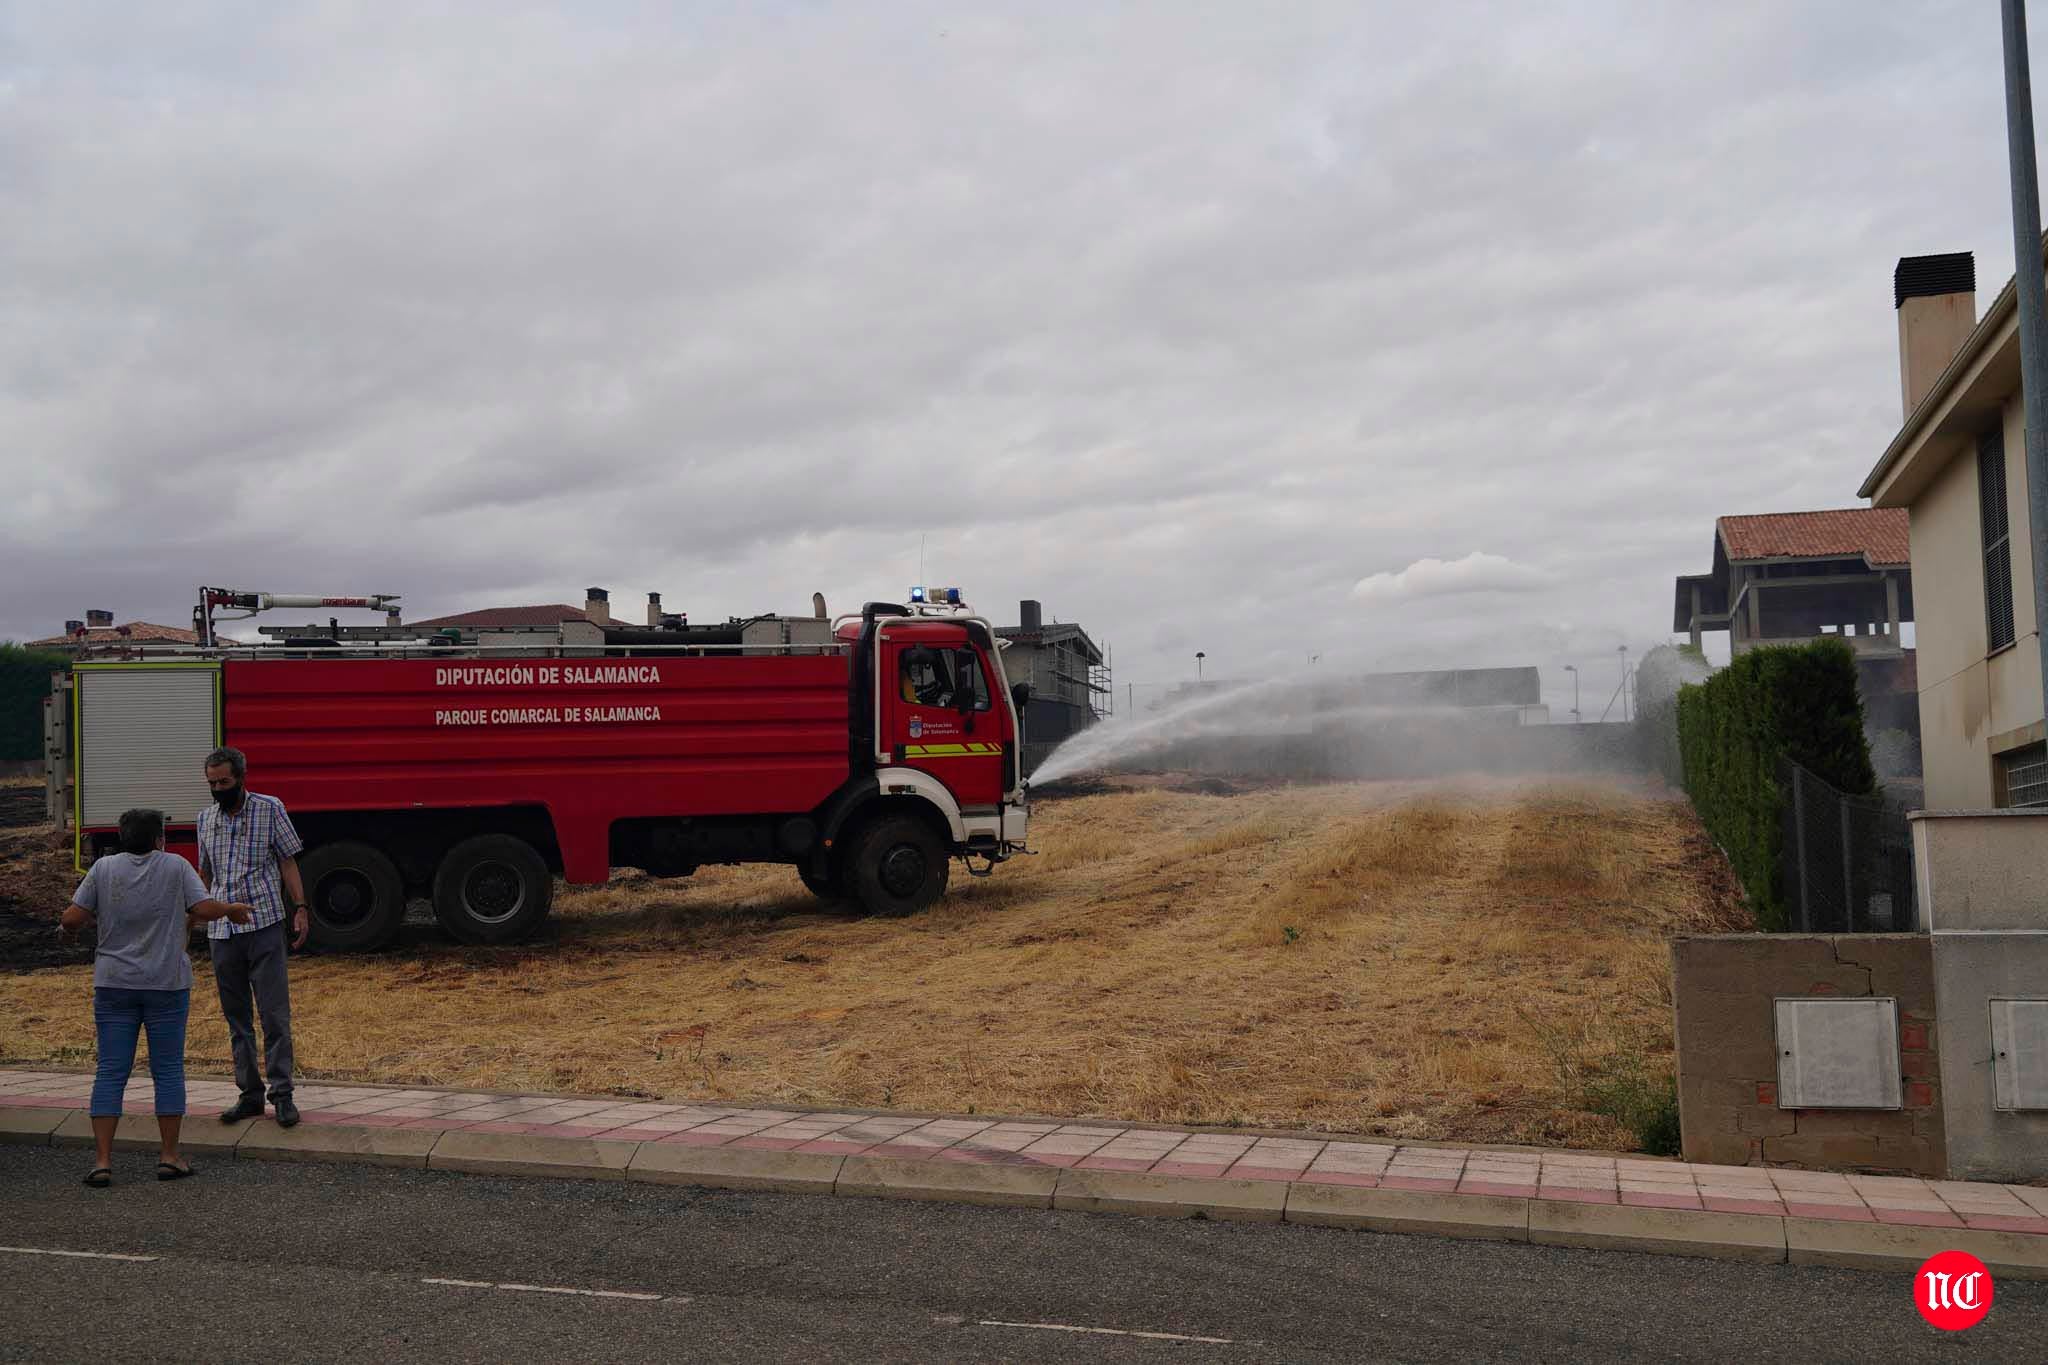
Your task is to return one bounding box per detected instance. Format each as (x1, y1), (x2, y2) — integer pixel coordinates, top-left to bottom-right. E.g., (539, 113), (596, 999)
(156, 1161), (195, 1181)
(83, 1166), (112, 1188)
(274, 1097), (300, 1129)
(220, 1097), (265, 1124)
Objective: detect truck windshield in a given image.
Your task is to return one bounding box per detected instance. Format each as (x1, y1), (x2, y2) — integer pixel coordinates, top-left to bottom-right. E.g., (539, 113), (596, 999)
(900, 648), (990, 710)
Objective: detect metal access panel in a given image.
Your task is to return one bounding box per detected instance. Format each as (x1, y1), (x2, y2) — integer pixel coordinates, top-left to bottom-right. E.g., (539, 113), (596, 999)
(1991, 999), (2048, 1112)
(75, 664), (221, 833)
(1774, 997), (1903, 1110)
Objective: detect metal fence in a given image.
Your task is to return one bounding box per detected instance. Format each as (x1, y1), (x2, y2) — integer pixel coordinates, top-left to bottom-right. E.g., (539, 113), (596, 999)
(1779, 758), (1915, 933)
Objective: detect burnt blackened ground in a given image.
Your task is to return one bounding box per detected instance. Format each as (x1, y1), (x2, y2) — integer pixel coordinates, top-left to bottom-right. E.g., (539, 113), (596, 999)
(0, 824), (93, 972)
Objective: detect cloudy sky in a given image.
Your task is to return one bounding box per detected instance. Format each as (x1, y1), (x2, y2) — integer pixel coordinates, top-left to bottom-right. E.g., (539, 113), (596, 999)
(0, 2), (2034, 716)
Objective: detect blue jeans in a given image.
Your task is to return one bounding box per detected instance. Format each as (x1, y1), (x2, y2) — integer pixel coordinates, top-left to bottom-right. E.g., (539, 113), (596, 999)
(91, 988), (190, 1118)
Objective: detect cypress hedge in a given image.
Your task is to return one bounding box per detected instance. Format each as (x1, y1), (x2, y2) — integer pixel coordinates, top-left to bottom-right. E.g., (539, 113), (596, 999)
(1675, 639), (1875, 931)
(0, 644), (70, 762)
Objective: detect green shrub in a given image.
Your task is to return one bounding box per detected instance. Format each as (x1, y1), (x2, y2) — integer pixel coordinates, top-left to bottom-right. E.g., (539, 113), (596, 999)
(1584, 1065), (1682, 1157)
(1676, 639), (1874, 930)
(0, 643), (69, 762)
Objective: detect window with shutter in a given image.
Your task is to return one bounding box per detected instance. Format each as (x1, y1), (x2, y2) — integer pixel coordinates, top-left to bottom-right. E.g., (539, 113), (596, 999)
(1979, 430), (2016, 652)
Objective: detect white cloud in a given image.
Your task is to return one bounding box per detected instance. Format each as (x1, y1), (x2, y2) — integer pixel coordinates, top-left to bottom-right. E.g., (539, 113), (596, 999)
(1351, 552), (1553, 604)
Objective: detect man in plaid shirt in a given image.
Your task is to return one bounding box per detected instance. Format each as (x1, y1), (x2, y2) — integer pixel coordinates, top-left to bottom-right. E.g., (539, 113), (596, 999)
(197, 746), (310, 1128)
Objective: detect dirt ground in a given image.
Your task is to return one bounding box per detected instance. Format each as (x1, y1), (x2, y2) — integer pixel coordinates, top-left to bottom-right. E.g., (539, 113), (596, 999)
(0, 776), (1748, 1148)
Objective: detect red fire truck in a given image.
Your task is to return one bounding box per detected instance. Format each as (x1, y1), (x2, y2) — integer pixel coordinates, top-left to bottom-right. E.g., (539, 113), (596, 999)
(45, 589), (1032, 949)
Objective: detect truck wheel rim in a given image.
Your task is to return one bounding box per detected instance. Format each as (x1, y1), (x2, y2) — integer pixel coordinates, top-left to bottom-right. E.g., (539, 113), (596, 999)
(318, 871), (374, 928)
(463, 861), (526, 924)
(878, 845), (926, 898)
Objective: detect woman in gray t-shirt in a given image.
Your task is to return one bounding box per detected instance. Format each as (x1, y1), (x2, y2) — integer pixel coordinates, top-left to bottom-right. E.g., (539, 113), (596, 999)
(62, 807), (254, 1187)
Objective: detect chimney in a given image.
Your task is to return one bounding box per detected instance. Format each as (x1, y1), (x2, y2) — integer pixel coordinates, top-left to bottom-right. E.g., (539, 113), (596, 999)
(646, 591), (662, 628)
(1019, 599), (1043, 632)
(86, 609), (114, 628)
(584, 586), (611, 625)
(1895, 252), (1976, 417)
(64, 619), (84, 636)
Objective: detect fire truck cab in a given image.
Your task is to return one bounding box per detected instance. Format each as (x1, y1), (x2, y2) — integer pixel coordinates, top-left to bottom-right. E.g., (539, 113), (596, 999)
(46, 590), (1031, 950)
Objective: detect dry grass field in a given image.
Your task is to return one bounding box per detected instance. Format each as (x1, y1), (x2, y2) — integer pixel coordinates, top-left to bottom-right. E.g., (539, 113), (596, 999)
(0, 776), (1748, 1150)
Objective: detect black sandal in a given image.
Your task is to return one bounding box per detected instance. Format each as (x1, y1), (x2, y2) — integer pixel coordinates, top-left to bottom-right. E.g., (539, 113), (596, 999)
(83, 1167), (112, 1188)
(156, 1161), (195, 1181)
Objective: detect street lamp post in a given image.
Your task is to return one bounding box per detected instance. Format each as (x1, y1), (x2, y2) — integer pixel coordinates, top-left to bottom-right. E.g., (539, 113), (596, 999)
(1196, 651), (1206, 681)
(1618, 645), (1631, 724)
(1564, 664), (1580, 723)
(1999, 0), (2048, 735)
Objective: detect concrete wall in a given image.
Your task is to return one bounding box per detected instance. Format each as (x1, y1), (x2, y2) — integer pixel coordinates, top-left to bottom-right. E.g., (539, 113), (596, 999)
(1912, 395), (2044, 809)
(1672, 935), (1943, 1175)
(1931, 934), (2048, 1182)
(1912, 810), (2048, 931)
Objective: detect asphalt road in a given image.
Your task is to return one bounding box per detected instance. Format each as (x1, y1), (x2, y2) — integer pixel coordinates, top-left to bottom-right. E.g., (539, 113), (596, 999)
(0, 1145), (2042, 1363)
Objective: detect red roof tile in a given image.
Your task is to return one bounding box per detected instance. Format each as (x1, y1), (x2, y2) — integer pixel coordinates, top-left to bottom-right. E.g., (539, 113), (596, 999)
(408, 604), (593, 630)
(1717, 508), (1910, 567)
(27, 622), (199, 647)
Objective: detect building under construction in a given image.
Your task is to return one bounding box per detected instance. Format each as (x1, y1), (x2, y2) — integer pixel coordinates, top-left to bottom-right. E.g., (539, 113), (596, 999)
(995, 600), (1111, 776)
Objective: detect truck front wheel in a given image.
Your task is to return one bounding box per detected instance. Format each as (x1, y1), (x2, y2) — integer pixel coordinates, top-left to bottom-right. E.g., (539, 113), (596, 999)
(299, 842), (406, 951)
(432, 834), (553, 945)
(845, 815), (950, 918)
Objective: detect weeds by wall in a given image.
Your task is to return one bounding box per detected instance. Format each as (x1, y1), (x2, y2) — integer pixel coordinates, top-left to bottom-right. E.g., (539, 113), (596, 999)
(1676, 639), (1875, 931)
(0, 645), (68, 762)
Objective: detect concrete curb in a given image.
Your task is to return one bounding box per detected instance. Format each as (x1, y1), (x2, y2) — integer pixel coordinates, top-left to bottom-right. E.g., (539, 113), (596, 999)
(1785, 1217), (2048, 1281)
(428, 1130), (634, 1181)
(1529, 1199), (1785, 1263)
(628, 1143), (845, 1194)
(1285, 1183), (1528, 1242)
(0, 1107), (71, 1144)
(237, 1119), (439, 1169)
(6, 1065), (2045, 1280)
(48, 1111), (250, 1155)
(1052, 1169), (1287, 1223)
(838, 1154), (1059, 1209)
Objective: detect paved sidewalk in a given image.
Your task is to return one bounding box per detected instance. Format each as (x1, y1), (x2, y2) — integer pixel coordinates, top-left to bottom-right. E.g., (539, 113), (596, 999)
(5, 1067), (2045, 1277)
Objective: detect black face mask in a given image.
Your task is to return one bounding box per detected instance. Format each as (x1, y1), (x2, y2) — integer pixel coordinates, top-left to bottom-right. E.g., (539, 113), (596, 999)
(212, 783), (244, 810)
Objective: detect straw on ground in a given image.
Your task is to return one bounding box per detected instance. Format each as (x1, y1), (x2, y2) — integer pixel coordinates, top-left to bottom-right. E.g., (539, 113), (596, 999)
(0, 776), (1747, 1149)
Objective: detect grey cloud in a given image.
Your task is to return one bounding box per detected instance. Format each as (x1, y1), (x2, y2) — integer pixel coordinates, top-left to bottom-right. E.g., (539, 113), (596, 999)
(0, 0), (2029, 708)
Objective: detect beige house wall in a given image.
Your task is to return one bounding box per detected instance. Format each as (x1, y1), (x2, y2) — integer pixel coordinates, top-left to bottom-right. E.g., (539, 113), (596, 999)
(1909, 393), (2045, 809)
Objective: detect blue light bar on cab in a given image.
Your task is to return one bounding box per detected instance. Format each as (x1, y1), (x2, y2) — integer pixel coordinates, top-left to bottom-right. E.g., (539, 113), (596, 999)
(909, 586), (926, 602)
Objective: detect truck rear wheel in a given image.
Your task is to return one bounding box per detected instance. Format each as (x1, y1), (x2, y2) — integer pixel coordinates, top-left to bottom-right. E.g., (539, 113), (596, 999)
(845, 815), (950, 918)
(432, 834), (552, 945)
(299, 842), (406, 952)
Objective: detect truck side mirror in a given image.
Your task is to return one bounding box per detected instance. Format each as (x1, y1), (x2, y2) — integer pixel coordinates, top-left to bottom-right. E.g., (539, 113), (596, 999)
(1011, 682), (1031, 711)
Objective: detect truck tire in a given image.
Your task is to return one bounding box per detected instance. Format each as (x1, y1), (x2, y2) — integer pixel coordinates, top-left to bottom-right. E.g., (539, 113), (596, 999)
(432, 834), (552, 945)
(298, 842), (406, 952)
(845, 814), (950, 918)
